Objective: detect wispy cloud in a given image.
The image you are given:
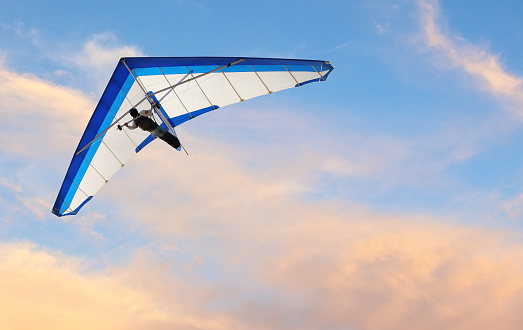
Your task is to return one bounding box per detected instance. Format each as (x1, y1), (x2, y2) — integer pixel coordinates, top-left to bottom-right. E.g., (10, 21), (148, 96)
(417, 0), (523, 116)
(61, 212), (107, 239)
(374, 20), (389, 34)
(66, 33), (145, 90)
(11, 22), (42, 46)
(0, 178), (22, 192)
(502, 193), (523, 219)
(17, 197), (50, 220)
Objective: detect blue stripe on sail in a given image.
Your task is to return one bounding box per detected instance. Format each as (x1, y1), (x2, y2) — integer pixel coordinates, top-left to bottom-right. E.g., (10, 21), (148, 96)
(135, 105), (220, 152)
(186, 65), (221, 74)
(133, 67), (163, 76)
(122, 57), (331, 70)
(53, 64), (135, 216)
(296, 78), (321, 87)
(71, 196), (93, 215)
(285, 65), (318, 72)
(161, 66), (191, 75)
(59, 196), (93, 216)
(171, 105), (219, 127)
(61, 116), (114, 210)
(54, 196), (92, 217)
(250, 65), (287, 73)
(323, 68), (334, 80)
(220, 65), (254, 73)
(295, 66), (335, 87)
(122, 57), (333, 76)
(112, 59), (334, 83)
(136, 135), (155, 152)
(137, 64), (296, 75)
(133, 64), (320, 76)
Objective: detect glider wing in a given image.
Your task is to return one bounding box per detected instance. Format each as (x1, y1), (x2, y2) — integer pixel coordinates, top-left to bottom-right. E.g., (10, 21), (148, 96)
(52, 57), (334, 216)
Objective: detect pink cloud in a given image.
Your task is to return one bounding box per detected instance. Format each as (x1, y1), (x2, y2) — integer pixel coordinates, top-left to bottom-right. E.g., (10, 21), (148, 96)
(3, 208), (523, 330)
(85, 128), (523, 328)
(245, 212), (523, 329)
(0, 242), (234, 330)
(0, 64), (93, 158)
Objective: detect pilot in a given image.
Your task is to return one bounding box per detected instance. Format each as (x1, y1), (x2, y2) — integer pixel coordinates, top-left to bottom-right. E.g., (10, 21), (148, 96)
(120, 107), (181, 149)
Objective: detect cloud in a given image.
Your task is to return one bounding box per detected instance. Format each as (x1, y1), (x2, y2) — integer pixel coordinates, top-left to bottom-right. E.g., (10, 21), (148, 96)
(17, 196), (50, 220)
(265, 213), (523, 330)
(502, 193), (523, 219)
(61, 212), (107, 239)
(3, 206), (523, 330)
(0, 178), (22, 192)
(180, 209), (523, 329)
(375, 23), (388, 34)
(417, 0), (523, 116)
(0, 63), (93, 157)
(66, 33), (145, 89)
(0, 241), (233, 330)
(12, 22), (42, 46)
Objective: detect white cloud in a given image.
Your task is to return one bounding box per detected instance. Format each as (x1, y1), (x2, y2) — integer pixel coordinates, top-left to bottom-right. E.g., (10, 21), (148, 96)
(66, 33), (145, 90)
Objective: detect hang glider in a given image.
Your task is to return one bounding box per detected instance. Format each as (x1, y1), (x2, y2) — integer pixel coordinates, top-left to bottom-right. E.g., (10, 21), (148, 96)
(52, 56), (334, 217)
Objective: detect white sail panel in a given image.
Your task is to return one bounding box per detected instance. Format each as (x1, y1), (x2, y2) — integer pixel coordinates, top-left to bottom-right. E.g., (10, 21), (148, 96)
(222, 71), (271, 99)
(89, 143), (123, 176)
(195, 72), (242, 106)
(171, 79), (214, 114)
(154, 88), (190, 119)
(69, 165), (105, 206)
(257, 71), (299, 92)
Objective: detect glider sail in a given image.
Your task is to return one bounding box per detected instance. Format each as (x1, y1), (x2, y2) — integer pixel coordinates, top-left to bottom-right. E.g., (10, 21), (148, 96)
(52, 57), (334, 217)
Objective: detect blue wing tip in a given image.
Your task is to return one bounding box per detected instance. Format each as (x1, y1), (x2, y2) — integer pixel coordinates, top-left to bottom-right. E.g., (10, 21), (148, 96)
(52, 196), (93, 217)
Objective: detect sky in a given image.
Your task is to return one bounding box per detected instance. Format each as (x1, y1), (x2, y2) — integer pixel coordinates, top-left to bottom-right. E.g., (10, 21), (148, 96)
(1, 0), (523, 329)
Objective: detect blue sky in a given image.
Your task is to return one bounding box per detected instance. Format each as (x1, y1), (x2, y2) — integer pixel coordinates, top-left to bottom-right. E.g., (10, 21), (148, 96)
(1, 0), (523, 329)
